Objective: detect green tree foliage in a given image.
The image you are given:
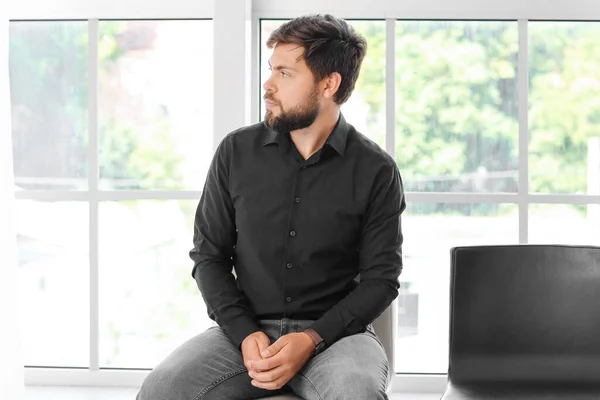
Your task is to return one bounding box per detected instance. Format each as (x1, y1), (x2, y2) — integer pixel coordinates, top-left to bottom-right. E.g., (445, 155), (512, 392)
(9, 21), (183, 190)
(355, 21), (519, 196)
(10, 22), (89, 188)
(529, 22), (600, 194)
(354, 21), (600, 201)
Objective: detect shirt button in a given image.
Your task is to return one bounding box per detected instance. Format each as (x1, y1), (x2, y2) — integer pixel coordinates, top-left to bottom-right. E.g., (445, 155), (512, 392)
(286, 263), (293, 269)
(286, 297), (292, 303)
(289, 230), (296, 237)
(294, 197), (301, 203)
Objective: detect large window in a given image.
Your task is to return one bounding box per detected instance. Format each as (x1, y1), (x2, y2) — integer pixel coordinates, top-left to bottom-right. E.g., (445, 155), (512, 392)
(9, 11), (600, 385)
(10, 19), (214, 369)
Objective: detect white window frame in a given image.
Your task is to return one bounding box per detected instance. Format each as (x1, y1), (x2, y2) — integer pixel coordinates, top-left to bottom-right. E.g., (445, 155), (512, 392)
(7, 0), (600, 394)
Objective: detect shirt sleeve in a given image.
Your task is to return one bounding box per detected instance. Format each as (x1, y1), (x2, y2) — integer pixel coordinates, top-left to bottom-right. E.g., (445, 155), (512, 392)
(309, 161), (405, 346)
(189, 135), (260, 348)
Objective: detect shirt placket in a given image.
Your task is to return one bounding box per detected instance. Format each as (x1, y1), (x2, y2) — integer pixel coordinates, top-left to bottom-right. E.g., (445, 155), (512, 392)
(281, 157), (313, 315)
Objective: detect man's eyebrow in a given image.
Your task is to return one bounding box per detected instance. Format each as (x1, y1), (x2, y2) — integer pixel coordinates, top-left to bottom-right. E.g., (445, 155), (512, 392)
(267, 60), (298, 72)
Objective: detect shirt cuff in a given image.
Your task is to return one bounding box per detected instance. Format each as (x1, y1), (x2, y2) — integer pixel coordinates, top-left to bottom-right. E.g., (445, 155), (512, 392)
(308, 314), (363, 347)
(223, 315), (261, 349)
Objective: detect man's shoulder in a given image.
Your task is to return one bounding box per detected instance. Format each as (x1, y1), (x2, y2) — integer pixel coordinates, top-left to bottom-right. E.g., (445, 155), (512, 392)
(348, 125), (396, 168)
(224, 122), (267, 143)
(215, 122), (269, 158)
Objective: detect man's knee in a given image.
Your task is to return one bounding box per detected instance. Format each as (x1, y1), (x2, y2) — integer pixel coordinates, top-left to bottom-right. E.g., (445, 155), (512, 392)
(136, 328), (245, 400)
(137, 365), (187, 400)
(330, 371), (388, 400)
(137, 367), (169, 400)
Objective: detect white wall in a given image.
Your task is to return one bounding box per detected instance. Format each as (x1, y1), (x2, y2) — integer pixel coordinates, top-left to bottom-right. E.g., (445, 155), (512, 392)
(8, 0), (600, 20)
(1, 7), (26, 399)
(6, 0), (214, 19)
(253, 0), (600, 19)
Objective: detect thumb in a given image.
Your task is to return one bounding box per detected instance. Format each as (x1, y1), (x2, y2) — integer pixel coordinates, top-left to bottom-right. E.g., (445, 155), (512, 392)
(261, 338), (284, 358)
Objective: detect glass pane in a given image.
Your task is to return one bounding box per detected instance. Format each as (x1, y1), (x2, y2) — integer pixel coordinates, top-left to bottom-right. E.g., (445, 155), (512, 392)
(396, 202), (518, 373)
(16, 200), (89, 367)
(343, 21), (386, 148)
(529, 204), (600, 245)
(99, 200), (213, 368)
(98, 20), (213, 190)
(9, 21), (88, 190)
(260, 20), (386, 148)
(529, 22), (600, 194)
(395, 21), (519, 192)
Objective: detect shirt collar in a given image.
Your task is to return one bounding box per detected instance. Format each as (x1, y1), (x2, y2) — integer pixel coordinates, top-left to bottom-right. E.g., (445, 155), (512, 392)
(261, 113), (349, 156)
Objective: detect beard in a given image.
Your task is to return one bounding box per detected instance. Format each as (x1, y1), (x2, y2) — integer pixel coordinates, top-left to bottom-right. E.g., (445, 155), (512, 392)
(264, 85), (320, 133)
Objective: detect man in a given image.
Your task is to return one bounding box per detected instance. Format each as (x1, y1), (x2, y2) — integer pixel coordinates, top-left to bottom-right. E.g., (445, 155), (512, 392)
(137, 14), (405, 400)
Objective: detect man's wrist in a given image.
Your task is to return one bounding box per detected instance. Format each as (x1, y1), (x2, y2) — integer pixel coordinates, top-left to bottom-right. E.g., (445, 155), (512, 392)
(301, 332), (316, 351)
(303, 328), (323, 346)
(303, 328), (327, 357)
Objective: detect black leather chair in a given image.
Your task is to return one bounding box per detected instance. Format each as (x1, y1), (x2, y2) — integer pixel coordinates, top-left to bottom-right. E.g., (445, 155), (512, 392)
(441, 245), (600, 400)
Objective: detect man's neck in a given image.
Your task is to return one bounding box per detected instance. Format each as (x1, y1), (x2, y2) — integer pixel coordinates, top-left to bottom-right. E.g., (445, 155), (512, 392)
(290, 107), (340, 161)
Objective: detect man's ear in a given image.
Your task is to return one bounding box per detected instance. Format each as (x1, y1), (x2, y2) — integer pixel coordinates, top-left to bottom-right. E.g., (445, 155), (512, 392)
(322, 72), (342, 101)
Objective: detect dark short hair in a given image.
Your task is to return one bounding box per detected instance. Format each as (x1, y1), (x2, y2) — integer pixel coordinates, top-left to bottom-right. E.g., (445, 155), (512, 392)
(266, 14), (367, 105)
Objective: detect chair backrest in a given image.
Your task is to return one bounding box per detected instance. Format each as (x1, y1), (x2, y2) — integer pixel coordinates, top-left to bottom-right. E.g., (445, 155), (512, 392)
(448, 245), (600, 388)
(372, 300), (396, 375)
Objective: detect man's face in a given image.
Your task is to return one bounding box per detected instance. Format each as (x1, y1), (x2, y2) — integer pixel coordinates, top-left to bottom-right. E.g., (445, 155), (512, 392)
(263, 43), (321, 133)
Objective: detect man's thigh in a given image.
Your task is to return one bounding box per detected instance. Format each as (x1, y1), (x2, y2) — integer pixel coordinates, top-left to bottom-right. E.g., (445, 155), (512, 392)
(137, 326), (286, 400)
(287, 325), (390, 400)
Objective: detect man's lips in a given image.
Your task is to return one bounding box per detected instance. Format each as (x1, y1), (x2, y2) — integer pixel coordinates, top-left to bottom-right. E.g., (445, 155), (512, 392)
(264, 99), (278, 108)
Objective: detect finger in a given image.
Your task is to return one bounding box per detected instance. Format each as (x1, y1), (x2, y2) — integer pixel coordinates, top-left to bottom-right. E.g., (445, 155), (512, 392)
(248, 364), (287, 383)
(261, 338), (286, 358)
(251, 375), (290, 391)
(247, 355), (282, 372)
(243, 347), (263, 368)
(257, 341), (270, 355)
(244, 355), (263, 372)
(244, 347), (262, 362)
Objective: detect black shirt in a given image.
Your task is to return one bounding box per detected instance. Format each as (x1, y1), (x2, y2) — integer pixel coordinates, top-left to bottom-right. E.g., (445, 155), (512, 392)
(190, 113), (405, 348)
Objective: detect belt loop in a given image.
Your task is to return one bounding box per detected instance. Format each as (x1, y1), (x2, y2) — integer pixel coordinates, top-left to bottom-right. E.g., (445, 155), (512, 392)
(278, 318), (283, 338)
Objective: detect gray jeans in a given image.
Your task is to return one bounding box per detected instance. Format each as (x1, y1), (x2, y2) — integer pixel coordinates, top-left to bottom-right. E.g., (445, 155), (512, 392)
(137, 318), (391, 400)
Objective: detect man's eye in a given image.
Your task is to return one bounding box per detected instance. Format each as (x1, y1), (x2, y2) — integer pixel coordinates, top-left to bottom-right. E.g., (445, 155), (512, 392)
(281, 71), (289, 77)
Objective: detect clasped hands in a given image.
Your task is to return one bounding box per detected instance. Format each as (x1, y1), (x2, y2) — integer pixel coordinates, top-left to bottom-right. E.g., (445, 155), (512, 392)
(241, 330), (316, 390)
